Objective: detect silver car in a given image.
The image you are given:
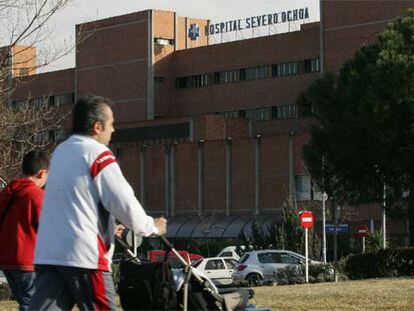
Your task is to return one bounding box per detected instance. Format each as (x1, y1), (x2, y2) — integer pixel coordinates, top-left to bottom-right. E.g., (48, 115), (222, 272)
(233, 249), (321, 286)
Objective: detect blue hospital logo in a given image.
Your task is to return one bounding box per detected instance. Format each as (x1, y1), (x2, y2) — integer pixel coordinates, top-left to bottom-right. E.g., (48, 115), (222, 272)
(188, 23), (200, 41)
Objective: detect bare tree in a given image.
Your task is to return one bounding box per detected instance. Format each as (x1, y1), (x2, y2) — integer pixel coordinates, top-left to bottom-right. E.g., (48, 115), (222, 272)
(0, 0), (77, 182)
(0, 0), (73, 71)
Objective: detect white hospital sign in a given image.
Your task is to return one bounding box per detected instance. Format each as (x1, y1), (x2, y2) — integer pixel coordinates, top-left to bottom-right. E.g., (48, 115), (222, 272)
(206, 7), (310, 36)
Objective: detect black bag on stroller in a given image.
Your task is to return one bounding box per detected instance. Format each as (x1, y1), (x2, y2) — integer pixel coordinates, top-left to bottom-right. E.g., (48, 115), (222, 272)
(118, 259), (178, 310)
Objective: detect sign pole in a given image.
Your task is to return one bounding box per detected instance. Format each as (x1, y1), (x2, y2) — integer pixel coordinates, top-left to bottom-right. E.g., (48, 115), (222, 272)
(357, 224), (369, 254)
(300, 210), (313, 284)
(382, 183), (387, 249)
(362, 236), (366, 254)
(305, 227), (309, 283)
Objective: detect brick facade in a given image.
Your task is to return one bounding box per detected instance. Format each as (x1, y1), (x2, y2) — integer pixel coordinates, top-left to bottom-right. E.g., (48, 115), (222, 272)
(6, 3), (412, 241)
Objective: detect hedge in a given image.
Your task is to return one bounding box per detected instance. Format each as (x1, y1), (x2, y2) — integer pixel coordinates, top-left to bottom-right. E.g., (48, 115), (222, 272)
(0, 283), (12, 301)
(343, 248), (414, 279)
(276, 263), (336, 285)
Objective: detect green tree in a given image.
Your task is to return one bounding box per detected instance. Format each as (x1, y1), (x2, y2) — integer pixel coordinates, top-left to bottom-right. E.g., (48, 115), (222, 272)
(274, 201), (304, 252)
(297, 9), (414, 243)
(271, 201), (320, 259)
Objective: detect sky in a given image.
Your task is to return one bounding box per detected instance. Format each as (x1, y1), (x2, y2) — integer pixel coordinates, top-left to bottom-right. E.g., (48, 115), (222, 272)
(42, 0), (320, 71)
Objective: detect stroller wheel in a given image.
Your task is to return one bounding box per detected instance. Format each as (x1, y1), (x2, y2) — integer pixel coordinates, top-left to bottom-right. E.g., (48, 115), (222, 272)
(245, 273), (261, 287)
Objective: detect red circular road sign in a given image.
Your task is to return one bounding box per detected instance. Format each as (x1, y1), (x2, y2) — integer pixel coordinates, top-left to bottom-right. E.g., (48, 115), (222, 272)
(356, 225), (370, 237)
(300, 211), (314, 229)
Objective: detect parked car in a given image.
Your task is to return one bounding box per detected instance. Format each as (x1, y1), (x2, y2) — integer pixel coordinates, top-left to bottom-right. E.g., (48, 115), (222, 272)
(0, 271), (6, 284)
(148, 250), (203, 269)
(216, 246), (240, 261)
(233, 249), (322, 286)
(192, 257), (238, 286)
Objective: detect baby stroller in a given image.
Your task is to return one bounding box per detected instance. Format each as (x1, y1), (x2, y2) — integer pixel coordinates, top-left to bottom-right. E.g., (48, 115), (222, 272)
(117, 236), (254, 311)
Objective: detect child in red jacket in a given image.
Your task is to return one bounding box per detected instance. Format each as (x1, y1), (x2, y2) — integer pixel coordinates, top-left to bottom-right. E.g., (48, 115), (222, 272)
(0, 150), (49, 311)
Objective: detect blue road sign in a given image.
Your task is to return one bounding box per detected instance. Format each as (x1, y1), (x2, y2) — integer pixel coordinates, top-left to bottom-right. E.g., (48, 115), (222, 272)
(325, 224), (349, 234)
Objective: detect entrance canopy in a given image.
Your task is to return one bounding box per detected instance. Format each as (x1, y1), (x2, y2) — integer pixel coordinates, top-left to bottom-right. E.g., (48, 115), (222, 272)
(166, 213), (281, 239)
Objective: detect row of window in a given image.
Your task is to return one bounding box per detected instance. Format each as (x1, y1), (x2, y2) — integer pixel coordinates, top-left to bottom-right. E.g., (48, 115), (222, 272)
(176, 58), (320, 89)
(34, 128), (69, 145)
(11, 93), (75, 110)
(219, 104), (298, 121)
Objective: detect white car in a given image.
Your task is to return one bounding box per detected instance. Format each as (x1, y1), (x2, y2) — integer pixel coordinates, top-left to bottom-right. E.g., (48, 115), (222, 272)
(192, 257), (238, 286)
(216, 246), (240, 261)
(0, 271), (7, 284)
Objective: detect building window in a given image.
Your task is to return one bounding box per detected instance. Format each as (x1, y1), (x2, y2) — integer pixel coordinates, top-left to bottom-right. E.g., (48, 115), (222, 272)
(176, 77), (189, 89)
(220, 110), (240, 118)
(302, 59), (311, 73)
(191, 75), (200, 87)
(295, 175), (311, 201)
(201, 74), (209, 86)
(154, 37), (174, 45)
(32, 97), (49, 109)
(52, 129), (68, 142)
(246, 66), (268, 80)
(228, 70), (240, 83)
(217, 70), (236, 84)
(175, 57), (320, 90)
(245, 107), (273, 121)
(214, 71), (220, 84)
(189, 74), (209, 88)
(35, 129), (68, 144)
(13, 94), (74, 110)
(13, 97), (50, 109)
(34, 130), (50, 145)
(53, 93), (74, 106)
(276, 104), (297, 119)
(303, 58), (320, 73)
(273, 61), (298, 77)
(240, 68), (246, 81)
(219, 107), (275, 121)
(311, 58), (320, 72)
(11, 100), (29, 110)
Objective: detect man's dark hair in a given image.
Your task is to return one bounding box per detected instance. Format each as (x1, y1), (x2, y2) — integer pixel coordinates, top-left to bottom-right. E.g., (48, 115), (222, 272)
(22, 150), (49, 176)
(72, 95), (113, 135)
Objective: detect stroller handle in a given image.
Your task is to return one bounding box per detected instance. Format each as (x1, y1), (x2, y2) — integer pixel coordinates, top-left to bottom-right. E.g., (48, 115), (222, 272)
(159, 236), (204, 280)
(159, 235), (174, 249)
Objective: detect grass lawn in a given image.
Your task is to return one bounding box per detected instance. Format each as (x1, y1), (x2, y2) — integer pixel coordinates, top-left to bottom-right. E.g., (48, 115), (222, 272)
(251, 277), (414, 310)
(0, 300), (15, 311)
(1, 277), (413, 310)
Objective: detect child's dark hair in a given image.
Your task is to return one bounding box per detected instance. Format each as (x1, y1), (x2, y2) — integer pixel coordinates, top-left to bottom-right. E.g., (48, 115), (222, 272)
(22, 150), (49, 176)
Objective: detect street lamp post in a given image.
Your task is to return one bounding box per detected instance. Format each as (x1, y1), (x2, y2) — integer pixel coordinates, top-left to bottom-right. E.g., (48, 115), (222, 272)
(382, 183), (387, 249)
(322, 192), (328, 263)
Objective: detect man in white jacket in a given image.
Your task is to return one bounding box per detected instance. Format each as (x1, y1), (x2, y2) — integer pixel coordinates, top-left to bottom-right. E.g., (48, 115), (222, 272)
(29, 95), (167, 310)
